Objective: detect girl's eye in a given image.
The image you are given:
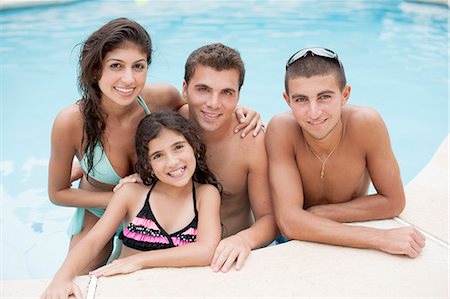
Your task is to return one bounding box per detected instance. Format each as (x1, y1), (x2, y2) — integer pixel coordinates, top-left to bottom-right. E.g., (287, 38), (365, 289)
(152, 153), (162, 160)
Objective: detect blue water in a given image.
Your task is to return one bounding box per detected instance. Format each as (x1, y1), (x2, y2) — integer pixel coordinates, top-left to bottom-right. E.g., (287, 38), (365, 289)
(0, 0), (448, 280)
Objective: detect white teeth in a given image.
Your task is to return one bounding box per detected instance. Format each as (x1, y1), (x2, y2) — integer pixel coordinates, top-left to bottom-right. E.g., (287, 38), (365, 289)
(169, 166), (186, 177)
(115, 87), (134, 93)
(203, 112), (220, 118)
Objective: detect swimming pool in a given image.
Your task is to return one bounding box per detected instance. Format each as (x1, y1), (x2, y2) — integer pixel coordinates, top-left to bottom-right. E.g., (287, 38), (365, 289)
(1, 0), (448, 280)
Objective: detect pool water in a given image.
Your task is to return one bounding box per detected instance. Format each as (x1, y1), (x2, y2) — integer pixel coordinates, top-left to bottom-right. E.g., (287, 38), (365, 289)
(1, 0), (448, 280)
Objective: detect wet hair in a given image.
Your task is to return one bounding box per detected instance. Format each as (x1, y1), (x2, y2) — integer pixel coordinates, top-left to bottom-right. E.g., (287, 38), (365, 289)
(135, 109), (223, 194)
(77, 18), (152, 177)
(184, 43), (245, 90)
(284, 54), (346, 94)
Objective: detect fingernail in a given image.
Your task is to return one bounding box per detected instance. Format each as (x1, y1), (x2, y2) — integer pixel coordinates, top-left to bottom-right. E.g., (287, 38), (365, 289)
(240, 118), (245, 123)
(234, 129), (239, 133)
(241, 133), (246, 138)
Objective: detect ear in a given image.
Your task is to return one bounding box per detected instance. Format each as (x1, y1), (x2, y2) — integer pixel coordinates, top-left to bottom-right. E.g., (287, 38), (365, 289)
(182, 80), (188, 99)
(283, 91), (291, 107)
(341, 85), (351, 106)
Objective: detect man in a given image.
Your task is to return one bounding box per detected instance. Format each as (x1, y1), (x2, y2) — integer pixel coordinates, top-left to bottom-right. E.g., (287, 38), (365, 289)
(265, 47), (425, 257)
(178, 43), (277, 272)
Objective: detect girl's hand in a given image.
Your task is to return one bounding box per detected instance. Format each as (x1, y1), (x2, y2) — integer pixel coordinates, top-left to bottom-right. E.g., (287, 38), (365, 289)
(40, 277), (83, 299)
(113, 173), (142, 192)
(90, 256), (143, 277)
(234, 105), (265, 138)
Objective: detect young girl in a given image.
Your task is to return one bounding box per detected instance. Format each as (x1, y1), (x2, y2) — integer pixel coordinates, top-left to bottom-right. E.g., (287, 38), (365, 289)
(42, 110), (222, 299)
(49, 17), (260, 273)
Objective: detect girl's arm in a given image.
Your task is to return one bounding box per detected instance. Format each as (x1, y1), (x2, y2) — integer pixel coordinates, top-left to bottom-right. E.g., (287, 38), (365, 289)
(48, 106), (113, 208)
(91, 184), (221, 277)
(41, 186), (131, 299)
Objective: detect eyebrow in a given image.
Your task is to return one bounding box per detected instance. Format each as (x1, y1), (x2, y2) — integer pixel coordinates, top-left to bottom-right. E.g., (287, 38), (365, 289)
(194, 83), (211, 89)
(317, 90), (335, 96)
(149, 140), (188, 157)
(105, 58), (147, 63)
(290, 89), (335, 99)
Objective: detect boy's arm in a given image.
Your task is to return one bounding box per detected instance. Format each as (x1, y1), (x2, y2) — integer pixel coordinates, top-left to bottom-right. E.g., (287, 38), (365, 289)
(306, 109), (405, 222)
(210, 133), (277, 273)
(265, 114), (425, 257)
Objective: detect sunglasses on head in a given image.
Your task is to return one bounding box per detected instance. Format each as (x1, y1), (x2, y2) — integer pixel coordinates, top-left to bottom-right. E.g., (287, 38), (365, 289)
(285, 47), (342, 70)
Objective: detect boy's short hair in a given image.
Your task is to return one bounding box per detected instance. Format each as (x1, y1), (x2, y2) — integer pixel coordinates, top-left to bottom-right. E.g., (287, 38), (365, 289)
(184, 43), (245, 90)
(285, 53), (346, 94)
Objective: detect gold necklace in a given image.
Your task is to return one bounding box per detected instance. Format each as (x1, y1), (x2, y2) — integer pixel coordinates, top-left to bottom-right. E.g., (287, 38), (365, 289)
(306, 135), (342, 179)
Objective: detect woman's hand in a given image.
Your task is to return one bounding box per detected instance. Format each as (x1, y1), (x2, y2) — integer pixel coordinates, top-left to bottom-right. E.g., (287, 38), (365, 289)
(40, 277), (83, 299)
(234, 105), (265, 138)
(113, 173), (142, 192)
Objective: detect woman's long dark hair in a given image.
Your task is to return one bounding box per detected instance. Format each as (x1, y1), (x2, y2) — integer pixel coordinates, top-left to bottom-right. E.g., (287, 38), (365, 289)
(135, 110), (223, 194)
(78, 18), (152, 177)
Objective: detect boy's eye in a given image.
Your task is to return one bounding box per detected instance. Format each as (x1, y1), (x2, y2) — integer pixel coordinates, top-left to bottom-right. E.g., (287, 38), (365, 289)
(294, 97), (306, 103)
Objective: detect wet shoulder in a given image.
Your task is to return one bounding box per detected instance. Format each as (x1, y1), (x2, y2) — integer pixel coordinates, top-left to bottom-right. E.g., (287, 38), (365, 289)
(266, 111), (301, 141)
(344, 105), (386, 138)
(53, 103), (83, 136)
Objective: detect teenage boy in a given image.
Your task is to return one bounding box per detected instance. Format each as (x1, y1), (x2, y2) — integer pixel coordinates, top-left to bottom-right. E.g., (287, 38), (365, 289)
(265, 48), (425, 257)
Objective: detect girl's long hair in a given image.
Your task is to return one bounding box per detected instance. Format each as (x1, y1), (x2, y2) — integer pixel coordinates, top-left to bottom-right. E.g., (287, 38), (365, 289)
(77, 18), (152, 177)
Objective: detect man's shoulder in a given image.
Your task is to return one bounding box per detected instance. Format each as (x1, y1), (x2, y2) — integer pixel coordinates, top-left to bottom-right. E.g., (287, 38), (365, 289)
(268, 110), (297, 127)
(344, 105), (384, 130)
(345, 105), (382, 121)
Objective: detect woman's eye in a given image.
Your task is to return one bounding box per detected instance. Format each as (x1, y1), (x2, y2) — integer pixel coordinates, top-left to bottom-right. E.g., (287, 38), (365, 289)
(134, 64), (146, 70)
(110, 63), (121, 69)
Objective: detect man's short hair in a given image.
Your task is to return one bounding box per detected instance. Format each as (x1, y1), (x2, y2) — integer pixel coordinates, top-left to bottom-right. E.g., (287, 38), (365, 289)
(184, 43), (245, 90)
(285, 54), (346, 94)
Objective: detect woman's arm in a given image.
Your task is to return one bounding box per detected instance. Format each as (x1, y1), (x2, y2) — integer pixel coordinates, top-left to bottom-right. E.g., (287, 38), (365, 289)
(48, 106), (112, 208)
(90, 184), (222, 277)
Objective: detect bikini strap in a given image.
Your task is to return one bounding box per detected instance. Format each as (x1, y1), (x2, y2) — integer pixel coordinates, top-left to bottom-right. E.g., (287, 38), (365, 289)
(137, 95), (151, 115)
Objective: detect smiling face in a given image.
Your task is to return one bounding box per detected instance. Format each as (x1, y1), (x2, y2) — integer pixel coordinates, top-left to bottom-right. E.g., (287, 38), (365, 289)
(98, 43), (148, 107)
(284, 74), (350, 140)
(182, 65), (240, 133)
(148, 128), (196, 188)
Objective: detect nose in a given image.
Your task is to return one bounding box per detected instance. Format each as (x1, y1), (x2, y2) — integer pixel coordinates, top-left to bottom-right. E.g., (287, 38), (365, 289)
(308, 101), (321, 119)
(206, 92), (221, 109)
(166, 152), (179, 167)
(121, 68), (135, 84)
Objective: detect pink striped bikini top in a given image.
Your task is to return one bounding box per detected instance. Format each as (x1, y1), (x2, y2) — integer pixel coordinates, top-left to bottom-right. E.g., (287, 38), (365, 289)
(120, 182), (198, 251)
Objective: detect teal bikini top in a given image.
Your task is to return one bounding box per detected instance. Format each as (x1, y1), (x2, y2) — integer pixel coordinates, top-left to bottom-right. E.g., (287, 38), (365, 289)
(79, 96), (151, 185)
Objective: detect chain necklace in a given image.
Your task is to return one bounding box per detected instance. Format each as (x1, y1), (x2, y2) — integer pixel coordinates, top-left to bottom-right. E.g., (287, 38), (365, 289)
(306, 133), (342, 179)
